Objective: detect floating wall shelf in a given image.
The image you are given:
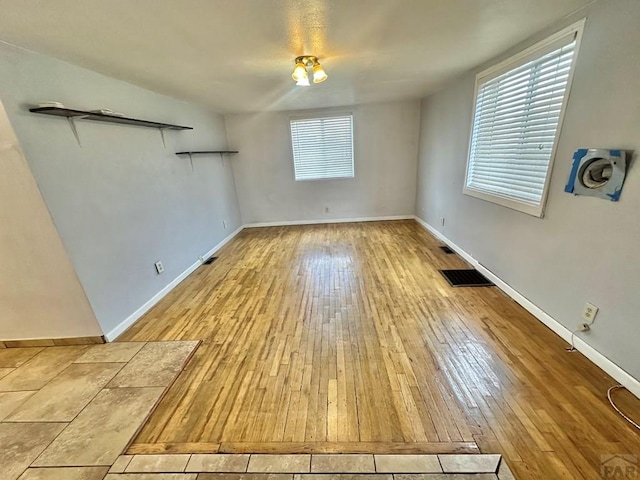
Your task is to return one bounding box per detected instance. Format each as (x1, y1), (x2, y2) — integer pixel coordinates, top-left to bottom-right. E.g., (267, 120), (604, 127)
(175, 151), (239, 155)
(30, 107), (193, 130)
(29, 106), (193, 147)
(175, 150), (238, 170)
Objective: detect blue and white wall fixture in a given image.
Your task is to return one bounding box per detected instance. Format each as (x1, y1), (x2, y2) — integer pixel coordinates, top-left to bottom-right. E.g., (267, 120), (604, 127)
(565, 149), (628, 201)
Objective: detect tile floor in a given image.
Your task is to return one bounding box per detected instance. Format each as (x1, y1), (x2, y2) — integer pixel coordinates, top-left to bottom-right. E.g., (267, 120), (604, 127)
(102, 453), (514, 478)
(0, 341), (199, 480)
(18, 453), (516, 479)
(0, 342), (518, 480)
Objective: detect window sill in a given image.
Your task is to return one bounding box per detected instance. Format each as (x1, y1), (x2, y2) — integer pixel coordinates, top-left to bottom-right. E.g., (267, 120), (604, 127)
(463, 186), (545, 218)
(294, 175), (355, 182)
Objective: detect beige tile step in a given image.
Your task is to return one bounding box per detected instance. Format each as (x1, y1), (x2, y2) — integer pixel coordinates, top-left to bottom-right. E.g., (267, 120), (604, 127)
(311, 454), (375, 473)
(297, 475), (392, 480)
(197, 476), (293, 480)
(438, 454), (501, 473)
(247, 455), (311, 473)
(104, 475), (197, 479)
(186, 454), (250, 473)
(106, 454), (516, 478)
(374, 455), (442, 473)
(126, 455), (191, 473)
(103, 474), (497, 479)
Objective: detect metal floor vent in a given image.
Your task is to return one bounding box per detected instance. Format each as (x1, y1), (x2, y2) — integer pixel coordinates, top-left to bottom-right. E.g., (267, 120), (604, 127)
(439, 269), (494, 287)
(439, 246), (455, 254)
(203, 256), (218, 265)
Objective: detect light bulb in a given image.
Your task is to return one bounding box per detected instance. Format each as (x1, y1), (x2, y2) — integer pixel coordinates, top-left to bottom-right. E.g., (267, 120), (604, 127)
(296, 73), (310, 86)
(292, 62), (307, 82)
(312, 63), (328, 83)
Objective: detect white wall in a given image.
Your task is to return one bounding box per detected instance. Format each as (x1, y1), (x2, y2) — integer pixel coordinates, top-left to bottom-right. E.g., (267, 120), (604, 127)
(0, 101), (102, 340)
(226, 101), (420, 224)
(415, 0), (640, 380)
(0, 42), (242, 338)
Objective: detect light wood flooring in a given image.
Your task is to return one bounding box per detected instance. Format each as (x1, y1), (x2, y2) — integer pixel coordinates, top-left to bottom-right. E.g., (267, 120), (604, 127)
(119, 220), (640, 480)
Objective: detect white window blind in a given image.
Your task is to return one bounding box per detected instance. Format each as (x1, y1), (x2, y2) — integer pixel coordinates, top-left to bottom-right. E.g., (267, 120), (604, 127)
(290, 114), (354, 181)
(465, 23), (582, 217)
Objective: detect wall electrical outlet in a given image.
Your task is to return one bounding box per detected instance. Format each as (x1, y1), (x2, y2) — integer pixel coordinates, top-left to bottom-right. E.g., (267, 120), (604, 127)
(154, 261), (165, 275)
(582, 302), (598, 322)
(325, 206), (330, 213)
(223, 220), (227, 229)
(440, 217), (445, 226)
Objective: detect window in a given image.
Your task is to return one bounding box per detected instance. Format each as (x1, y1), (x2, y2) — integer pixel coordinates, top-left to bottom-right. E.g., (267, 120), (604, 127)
(464, 21), (584, 217)
(290, 114), (354, 181)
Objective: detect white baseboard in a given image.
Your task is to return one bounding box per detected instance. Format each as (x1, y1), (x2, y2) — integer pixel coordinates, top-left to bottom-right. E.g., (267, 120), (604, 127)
(104, 225), (244, 341)
(413, 215), (640, 399)
(244, 215), (414, 228)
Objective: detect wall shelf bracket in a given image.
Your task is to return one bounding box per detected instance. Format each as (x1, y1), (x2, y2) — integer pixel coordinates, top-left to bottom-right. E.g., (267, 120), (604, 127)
(67, 117), (82, 147)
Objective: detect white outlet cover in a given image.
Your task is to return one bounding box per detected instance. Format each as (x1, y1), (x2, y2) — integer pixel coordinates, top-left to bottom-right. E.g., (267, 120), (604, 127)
(582, 302), (598, 321)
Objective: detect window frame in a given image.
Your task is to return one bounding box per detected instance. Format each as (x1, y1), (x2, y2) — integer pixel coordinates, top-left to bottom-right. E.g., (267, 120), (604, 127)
(463, 19), (585, 217)
(289, 111), (355, 182)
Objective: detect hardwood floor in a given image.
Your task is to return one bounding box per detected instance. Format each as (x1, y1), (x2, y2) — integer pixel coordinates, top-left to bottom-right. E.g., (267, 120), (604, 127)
(119, 220), (640, 479)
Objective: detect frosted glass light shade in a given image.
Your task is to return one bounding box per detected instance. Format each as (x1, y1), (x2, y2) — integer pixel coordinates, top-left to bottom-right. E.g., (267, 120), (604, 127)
(312, 63), (328, 83)
(292, 62), (307, 81)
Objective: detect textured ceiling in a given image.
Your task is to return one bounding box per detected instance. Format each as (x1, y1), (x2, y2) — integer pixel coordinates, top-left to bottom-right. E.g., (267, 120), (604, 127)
(0, 0), (593, 113)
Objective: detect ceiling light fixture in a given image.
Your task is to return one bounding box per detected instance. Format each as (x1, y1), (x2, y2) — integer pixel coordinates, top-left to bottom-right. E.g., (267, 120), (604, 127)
(292, 56), (327, 85)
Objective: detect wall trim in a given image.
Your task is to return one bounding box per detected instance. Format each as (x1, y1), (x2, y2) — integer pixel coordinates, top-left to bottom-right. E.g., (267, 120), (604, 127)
(104, 225), (244, 342)
(0, 336), (105, 348)
(413, 215), (640, 399)
(244, 215), (414, 228)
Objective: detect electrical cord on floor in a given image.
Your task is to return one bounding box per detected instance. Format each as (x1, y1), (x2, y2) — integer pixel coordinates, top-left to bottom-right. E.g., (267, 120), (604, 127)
(607, 385), (640, 430)
(562, 325), (638, 430)
(565, 328), (580, 352)
(566, 320), (594, 352)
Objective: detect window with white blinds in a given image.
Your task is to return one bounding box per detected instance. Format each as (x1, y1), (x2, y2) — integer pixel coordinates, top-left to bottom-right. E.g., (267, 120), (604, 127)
(290, 114), (354, 181)
(464, 21), (583, 217)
